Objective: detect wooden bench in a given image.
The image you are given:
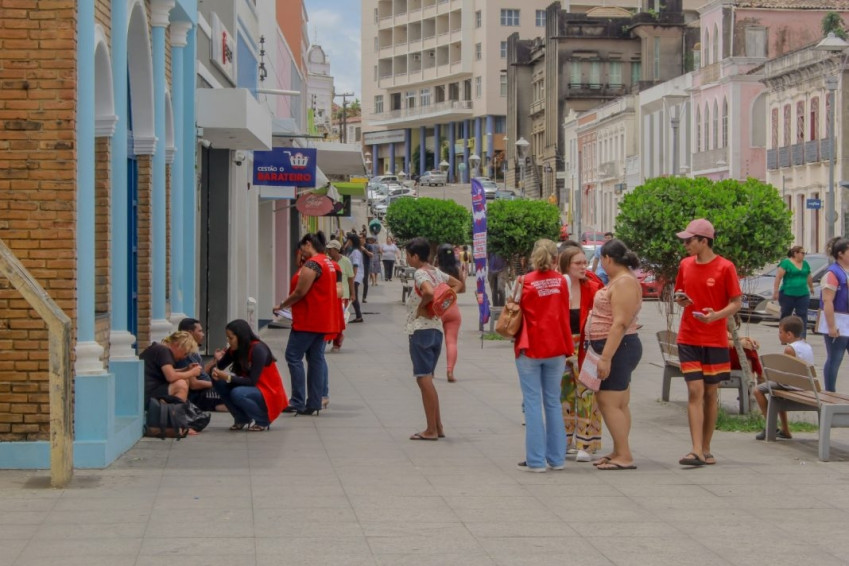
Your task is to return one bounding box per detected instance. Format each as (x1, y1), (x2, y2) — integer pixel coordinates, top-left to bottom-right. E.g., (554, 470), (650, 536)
(399, 266), (415, 303)
(656, 330), (750, 414)
(761, 353), (849, 461)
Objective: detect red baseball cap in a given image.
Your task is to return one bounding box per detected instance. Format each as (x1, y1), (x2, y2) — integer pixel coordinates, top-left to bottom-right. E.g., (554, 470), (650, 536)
(677, 218), (715, 239)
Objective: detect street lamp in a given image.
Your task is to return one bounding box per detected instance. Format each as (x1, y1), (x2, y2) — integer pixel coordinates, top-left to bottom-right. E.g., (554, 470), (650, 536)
(516, 137), (530, 198)
(469, 153), (480, 179)
(439, 159), (449, 200)
(816, 31), (849, 240)
(670, 109), (680, 176)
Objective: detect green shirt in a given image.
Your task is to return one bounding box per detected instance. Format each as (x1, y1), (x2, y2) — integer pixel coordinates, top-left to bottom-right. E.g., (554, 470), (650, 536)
(778, 257), (811, 297)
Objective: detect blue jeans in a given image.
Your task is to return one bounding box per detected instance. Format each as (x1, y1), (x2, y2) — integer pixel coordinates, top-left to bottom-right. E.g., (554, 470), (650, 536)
(515, 354), (567, 469)
(823, 335), (849, 392)
(284, 330), (327, 411)
(214, 380), (270, 426)
(778, 291), (809, 337)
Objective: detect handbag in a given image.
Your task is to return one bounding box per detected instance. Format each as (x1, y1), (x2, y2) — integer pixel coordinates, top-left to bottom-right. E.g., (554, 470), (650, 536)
(415, 269), (458, 317)
(577, 310), (602, 392)
(495, 276), (524, 338)
(185, 401), (211, 433)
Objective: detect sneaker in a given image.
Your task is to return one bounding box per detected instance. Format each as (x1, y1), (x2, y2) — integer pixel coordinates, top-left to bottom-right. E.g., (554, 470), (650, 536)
(517, 461), (546, 473)
(548, 462), (566, 471)
(576, 450), (592, 463)
(566, 447), (578, 455)
(777, 430), (792, 439)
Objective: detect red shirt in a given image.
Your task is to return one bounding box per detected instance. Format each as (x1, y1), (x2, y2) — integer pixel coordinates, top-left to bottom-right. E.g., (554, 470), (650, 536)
(514, 270), (573, 359)
(291, 253), (341, 334)
(674, 255), (741, 348)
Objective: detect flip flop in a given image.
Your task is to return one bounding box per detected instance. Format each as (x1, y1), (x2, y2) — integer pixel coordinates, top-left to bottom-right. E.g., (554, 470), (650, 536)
(410, 433), (438, 441)
(704, 452), (716, 465)
(592, 456), (613, 467)
(679, 452), (706, 466)
(596, 462), (638, 471)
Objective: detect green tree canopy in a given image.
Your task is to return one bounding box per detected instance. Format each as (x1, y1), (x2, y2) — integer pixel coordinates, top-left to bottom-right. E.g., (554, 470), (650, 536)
(615, 177), (792, 282)
(487, 199), (561, 265)
(823, 12), (848, 40)
(384, 197), (471, 247)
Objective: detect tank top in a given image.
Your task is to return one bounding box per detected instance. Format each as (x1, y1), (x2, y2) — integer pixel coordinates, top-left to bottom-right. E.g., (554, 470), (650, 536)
(587, 276), (640, 339)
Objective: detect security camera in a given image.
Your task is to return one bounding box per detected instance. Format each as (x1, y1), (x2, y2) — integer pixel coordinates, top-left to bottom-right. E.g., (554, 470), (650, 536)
(234, 150), (247, 166)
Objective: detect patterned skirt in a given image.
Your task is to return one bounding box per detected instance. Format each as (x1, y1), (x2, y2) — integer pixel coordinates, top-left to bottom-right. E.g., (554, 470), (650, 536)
(561, 334), (603, 452)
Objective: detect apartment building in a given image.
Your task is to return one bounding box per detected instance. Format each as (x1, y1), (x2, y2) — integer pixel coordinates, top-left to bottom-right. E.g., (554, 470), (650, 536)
(361, 0), (561, 183)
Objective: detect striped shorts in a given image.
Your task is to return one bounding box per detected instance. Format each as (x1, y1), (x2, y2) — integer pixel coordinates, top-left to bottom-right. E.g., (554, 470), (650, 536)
(677, 344), (731, 385)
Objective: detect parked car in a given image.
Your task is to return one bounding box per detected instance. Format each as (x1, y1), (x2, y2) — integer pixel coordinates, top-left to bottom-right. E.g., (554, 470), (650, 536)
(388, 186), (417, 198)
(635, 269), (668, 300)
(479, 179), (498, 199)
(371, 193), (415, 217)
(580, 231), (606, 257)
(367, 182), (393, 202)
(367, 175), (400, 191)
(738, 253), (828, 324)
(418, 170), (447, 186)
(494, 189), (519, 200)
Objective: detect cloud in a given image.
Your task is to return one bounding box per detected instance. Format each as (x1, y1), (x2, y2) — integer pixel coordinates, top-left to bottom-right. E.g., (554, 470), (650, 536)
(306, 4), (363, 102)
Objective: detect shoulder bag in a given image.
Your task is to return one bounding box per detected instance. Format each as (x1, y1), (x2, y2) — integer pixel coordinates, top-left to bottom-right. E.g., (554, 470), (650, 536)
(416, 269), (458, 317)
(495, 276), (524, 338)
(577, 310), (602, 392)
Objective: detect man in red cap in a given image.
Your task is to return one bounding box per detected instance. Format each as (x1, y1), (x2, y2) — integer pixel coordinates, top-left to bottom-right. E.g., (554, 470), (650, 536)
(673, 218), (742, 467)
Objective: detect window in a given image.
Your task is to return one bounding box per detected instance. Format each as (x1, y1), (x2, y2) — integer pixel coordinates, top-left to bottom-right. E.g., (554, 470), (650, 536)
(420, 88), (431, 107)
(609, 61), (622, 86)
(713, 23), (719, 63)
(494, 116), (506, 133)
(570, 61), (582, 86)
(631, 61), (641, 85)
(475, 43), (482, 60)
(406, 91), (416, 109)
(722, 98), (728, 148)
(373, 65), (377, 81)
(374, 37), (379, 52)
(705, 103), (711, 149)
(501, 9), (519, 26)
(771, 107), (779, 148)
(500, 41), (508, 59)
(654, 38), (661, 80)
(589, 61), (601, 88)
(810, 97), (819, 140)
(374, 95), (384, 114)
(374, 8), (378, 23)
(783, 104), (791, 146)
(536, 10), (546, 27)
(712, 100), (719, 149)
(796, 101), (805, 143)
(500, 72), (507, 97)
(475, 10), (481, 28)
(475, 76), (482, 98)
(745, 26), (767, 58)
(696, 107), (702, 152)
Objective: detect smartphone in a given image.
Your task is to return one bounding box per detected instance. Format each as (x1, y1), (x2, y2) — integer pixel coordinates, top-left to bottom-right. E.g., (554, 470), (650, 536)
(673, 290), (692, 302)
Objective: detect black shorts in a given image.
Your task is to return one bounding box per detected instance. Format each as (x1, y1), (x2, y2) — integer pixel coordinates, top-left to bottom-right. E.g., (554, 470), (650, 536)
(589, 334), (642, 392)
(146, 382), (171, 404)
(677, 344), (731, 385)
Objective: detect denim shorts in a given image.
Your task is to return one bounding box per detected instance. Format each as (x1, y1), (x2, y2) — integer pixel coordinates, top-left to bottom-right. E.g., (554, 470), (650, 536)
(589, 333), (642, 392)
(409, 328), (443, 377)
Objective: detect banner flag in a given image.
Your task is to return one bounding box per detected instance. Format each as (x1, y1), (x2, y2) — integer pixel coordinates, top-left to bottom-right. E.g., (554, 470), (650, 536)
(470, 178), (490, 325)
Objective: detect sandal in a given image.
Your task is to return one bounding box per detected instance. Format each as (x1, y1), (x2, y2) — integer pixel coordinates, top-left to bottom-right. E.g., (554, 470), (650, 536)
(678, 452), (706, 466)
(229, 423), (248, 431)
(703, 452), (716, 465)
(447, 372), (456, 383)
(247, 424), (269, 431)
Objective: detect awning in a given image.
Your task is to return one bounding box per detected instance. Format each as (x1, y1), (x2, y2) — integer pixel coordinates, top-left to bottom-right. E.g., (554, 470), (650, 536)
(196, 88), (272, 150)
(311, 141), (367, 178)
(314, 181), (366, 198)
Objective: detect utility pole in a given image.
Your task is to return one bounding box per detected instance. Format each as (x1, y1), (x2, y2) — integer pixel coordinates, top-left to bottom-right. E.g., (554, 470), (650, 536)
(334, 91), (354, 143)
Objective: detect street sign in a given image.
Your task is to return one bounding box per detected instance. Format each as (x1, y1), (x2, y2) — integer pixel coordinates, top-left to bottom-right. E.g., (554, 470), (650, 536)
(806, 198), (822, 210)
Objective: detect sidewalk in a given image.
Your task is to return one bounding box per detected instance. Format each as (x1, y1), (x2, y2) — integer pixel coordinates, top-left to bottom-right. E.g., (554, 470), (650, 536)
(1, 279), (849, 565)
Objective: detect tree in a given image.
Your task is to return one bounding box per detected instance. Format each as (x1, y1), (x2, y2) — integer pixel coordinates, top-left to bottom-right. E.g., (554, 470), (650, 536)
(384, 197), (471, 248)
(411, 144), (435, 172)
(487, 199), (561, 274)
(823, 12), (848, 40)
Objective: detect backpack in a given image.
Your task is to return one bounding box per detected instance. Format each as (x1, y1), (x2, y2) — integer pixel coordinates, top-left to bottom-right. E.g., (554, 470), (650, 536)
(144, 396), (189, 439)
(415, 269), (457, 318)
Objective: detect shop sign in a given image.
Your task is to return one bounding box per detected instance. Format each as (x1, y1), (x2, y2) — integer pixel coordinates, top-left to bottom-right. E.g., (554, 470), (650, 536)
(253, 147), (317, 188)
(210, 13), (236, 83)
(295, 193), (334, 216)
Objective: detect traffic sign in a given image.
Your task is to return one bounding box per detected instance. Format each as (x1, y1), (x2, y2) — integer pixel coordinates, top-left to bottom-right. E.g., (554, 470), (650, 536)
(806, 198), (822, 210)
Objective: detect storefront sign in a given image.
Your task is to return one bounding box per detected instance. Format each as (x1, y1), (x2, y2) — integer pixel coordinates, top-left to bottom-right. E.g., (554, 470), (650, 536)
(210, 13), (236, 83)
(363, 130), (406, 145)
(253, 147), (317, 188)
(806, 198), (822, 210)
(295, 193), (334, 216)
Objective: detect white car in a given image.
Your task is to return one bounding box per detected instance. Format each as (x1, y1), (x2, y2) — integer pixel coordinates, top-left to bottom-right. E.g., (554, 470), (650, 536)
(367, 175), (400, 191)
(479, 179), (498, 199)
(418, 170), (447, 186)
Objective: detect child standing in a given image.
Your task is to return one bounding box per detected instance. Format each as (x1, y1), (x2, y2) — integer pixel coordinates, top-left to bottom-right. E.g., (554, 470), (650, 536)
(753, 315), (814, 440)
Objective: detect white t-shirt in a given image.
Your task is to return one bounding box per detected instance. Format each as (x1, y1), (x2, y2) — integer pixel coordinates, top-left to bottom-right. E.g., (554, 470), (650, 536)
(789, 339), (815, 366)
(380, 243), (399, 261)
(405, 268), (449, 335)
(350, 249), (364, 284)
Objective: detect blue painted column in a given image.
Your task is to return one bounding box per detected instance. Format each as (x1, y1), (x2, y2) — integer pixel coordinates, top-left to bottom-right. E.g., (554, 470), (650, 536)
(404, 129), (411, 176)
(182, 27), (197, 317)
(463, 119), (470, 183)
(486, 115), (495, 178)
(448, 122), (456, 183)
(74, 0), (104, 374)
(372, 144), (379, 176)
(389, 143), (396, 175)
(419, 126), (426, 176)
(150, 1), (174, 340)
(169, 22), (191, 320)
(110, 0), (129, 341)
(474, 118), (482, 176)
(433, 124), (441, 170)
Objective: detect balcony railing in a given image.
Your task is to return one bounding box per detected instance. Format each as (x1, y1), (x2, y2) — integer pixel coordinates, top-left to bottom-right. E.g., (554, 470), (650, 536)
(692, 147), (728, 171)
(792, 142), (804, 166)
(530, 99), (544, 116)
(805, 140), (820, 163)
(822, 136), (833, 161)
(767, 149), (777, 170)
(370, 99), (473, 122)
(779, 146), (790, 168)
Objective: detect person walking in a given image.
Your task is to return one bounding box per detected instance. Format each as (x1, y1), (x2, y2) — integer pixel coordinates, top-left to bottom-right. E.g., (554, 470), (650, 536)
(673, 219), (742, 466)
(772, 245), (814, 337)
(585, 239), (643, 470)
(558, 245), (603, 462)
(436, 244), (466, 383)
(276, 231), (341, 416)
(345, 233), (365, 323)
(380, 237), (400, 281)
(367, 236), (381, 286)
(404, 238), (464, 441)
(211, 319), (288, 431)
(514, 239), (573, 472)
(820, 237), (849, 392)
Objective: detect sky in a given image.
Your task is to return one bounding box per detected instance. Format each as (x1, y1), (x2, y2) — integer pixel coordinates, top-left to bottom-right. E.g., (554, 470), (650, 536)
(304, 0), (362, 103)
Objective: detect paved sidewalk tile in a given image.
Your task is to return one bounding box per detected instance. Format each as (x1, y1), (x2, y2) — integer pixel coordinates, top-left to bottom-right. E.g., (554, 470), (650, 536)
(2, 281), (849, 565)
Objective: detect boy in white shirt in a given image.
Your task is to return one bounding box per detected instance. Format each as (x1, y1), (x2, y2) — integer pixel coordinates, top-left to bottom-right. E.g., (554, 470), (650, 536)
(754, 315), (814, 440)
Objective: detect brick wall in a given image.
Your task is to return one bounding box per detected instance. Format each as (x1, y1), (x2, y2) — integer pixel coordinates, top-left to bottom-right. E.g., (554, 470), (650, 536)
(0, 1), (78, 441)
(136, 155), (153, 350)
(95, 136), (111, 360)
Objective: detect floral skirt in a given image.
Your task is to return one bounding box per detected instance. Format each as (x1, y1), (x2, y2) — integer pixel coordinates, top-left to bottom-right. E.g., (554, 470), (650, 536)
(561, 334), (603, 452)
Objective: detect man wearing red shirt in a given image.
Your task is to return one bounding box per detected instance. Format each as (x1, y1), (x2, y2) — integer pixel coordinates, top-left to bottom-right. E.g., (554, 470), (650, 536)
(674, 219), (742, 467)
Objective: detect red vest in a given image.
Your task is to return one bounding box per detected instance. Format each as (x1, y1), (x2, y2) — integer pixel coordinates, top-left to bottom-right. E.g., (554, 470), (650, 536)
(292, 253), (341, 334)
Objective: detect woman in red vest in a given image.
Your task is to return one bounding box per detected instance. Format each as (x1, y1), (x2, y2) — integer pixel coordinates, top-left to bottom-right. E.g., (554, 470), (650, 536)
(211, 319), (288, 431)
